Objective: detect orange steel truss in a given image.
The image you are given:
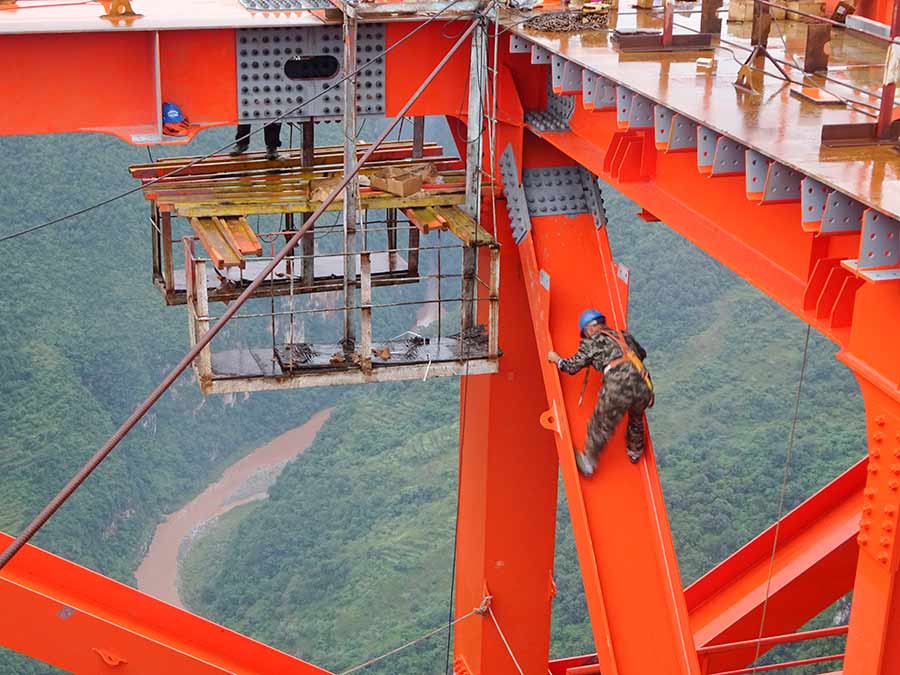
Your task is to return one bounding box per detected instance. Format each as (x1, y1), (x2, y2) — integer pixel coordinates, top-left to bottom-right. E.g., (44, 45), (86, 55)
(1, 3), (899, 673)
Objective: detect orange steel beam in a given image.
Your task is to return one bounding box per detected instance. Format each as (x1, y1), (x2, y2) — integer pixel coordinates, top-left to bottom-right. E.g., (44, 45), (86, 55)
(0, 532), (332, 674)
(452, 124), (560, 673)
(510, 131), (700, 675)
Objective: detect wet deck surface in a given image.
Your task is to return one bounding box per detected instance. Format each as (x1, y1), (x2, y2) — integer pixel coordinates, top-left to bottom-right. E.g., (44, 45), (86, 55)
(507, 7), (900, 219)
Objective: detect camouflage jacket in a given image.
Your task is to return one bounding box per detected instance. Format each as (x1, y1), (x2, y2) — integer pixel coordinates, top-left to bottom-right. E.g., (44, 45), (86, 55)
(557, 329), (647, 377)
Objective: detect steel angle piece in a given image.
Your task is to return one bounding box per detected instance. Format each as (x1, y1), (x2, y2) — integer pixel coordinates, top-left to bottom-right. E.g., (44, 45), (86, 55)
(499, 145), (531, 244)
(616, 86), (634, 128)
(761, 162), (802, 203)
(579, 168), (608, 228)
(710, 137), (746, 176)
(745, 149), (769, 199)
(654, 106), (673, 149)
(627, 94), (654, 129)
(821, 193), (865, 233)
(800, 177), (829, 227)
(509, 34), (531, 53)
(859, 209), (900, 270)
(531, 45), (551, 64)
(697, 126), (718, 173)
(667, 114), (697, 152)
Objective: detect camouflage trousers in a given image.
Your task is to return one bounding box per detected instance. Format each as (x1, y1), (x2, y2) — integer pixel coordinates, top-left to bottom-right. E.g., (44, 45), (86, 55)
(585, 371), (653, 462)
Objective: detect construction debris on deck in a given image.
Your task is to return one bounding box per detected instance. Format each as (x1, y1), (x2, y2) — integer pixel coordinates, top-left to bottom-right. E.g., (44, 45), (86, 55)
(129, 140), (500, 394)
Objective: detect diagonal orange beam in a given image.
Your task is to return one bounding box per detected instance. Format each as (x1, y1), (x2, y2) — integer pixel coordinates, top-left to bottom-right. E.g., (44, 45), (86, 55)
(0, 531), (333, 675)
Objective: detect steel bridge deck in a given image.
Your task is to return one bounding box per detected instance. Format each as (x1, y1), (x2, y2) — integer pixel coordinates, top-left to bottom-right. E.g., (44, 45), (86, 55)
(507, 7), (900, 219)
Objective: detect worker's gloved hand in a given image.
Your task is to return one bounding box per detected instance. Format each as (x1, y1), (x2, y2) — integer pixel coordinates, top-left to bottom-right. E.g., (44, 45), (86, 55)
(547, 350), (561, 364)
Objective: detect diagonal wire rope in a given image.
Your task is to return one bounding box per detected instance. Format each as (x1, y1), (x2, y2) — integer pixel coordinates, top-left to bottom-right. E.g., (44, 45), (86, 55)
(488, 606), (526, 675)
(749, 324), (812, 673)
(0, 0), (470, 246)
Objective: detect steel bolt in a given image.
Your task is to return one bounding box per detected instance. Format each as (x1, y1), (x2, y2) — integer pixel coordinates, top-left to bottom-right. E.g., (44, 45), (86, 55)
(883, 521), (895, 532)
(892, 480), (900, 492)
(866, 487), (877, 498)
(886, 505), (898, 515)
(872, 448), (882, 459)
(877, 415), (886, 426)
(874, 432), (885, 443)
(894, 447), (900, 458)
(869, 465), (880, 475)
(864, 504), (874, 514)
(859, 534), (869, 546)
(878, 552), (890, 564)
(882, 536), (892, 547)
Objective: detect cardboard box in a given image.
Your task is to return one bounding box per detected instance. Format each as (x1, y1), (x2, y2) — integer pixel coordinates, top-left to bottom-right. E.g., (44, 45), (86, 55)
(370, 163), (437, 197)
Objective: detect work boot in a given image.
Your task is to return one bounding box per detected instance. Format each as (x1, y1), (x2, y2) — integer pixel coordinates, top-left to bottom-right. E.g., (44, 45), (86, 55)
(230, 141), (249, 157)
(266, 146), (280, 161)
(627, 449), (643, 464)
(574, 451), (596, 477)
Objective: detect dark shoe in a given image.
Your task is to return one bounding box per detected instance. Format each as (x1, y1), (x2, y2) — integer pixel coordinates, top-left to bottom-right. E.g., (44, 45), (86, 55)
(575, 451), (596, 477)
(627, 450), (643, 464)
(230, 143), (249, 157)
(265, 146), (280, 161)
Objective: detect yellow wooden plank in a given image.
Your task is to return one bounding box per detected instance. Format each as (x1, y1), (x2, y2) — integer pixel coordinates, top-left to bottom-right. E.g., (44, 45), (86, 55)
(189, 217), (242, 269)
(227, 217), (263, 256)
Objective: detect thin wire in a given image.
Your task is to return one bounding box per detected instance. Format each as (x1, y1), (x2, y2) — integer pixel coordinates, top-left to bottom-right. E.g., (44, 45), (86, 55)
(340, 602), (483, 675)
(749, 324), (812, 673)
(0, 0), (469, 245)
(488, 606), (526, 675)
(444, 357), (471, 674)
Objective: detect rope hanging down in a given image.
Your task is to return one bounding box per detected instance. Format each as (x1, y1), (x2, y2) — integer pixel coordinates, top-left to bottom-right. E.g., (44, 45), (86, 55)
(0, 0), (470, 246)
(0, 18), (480, 573)
(340, 596), (490, 675)
(749, 324), (812, 673)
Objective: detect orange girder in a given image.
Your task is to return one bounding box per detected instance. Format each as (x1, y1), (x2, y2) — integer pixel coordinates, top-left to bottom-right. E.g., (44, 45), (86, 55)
(0, 532), (331, 674)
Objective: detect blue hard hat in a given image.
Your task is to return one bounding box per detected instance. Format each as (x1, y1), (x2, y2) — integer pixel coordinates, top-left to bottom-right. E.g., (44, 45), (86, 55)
(579, 309), (606, 335)
(162, 102), (184, 123)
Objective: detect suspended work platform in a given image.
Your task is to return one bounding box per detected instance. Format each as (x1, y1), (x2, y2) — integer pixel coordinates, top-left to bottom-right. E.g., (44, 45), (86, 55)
(130, 140), (500, 394)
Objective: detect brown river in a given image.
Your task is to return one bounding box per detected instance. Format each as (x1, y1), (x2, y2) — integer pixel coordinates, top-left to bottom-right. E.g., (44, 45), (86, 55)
(135, 408), (332, 607)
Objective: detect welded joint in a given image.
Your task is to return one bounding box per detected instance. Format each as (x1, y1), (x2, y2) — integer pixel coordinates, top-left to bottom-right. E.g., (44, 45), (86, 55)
(859, 209), (900, 270)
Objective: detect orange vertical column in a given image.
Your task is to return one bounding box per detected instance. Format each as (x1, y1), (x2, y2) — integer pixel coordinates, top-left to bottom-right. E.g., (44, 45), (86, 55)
(452, 135), (560, 675)
(840, 275), (900, 675)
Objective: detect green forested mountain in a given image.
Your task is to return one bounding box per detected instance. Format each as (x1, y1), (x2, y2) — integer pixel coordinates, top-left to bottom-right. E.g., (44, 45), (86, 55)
(0, 126), (864, 675)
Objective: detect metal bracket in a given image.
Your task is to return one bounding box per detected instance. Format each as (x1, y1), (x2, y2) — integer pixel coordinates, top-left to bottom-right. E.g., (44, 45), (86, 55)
(801, 176), (829, 225)
(697, 126), (718, 172)
(711, 137), (746, 176)
(654, 106), (673, 148)
(821, 192), (865, 233)
(531, 45), (552, 64)
(499, 145), (531, 244)
(627, 93), (655, 129)
(667, 114), (697, 151)
(552, 55), (582, 95)
(616, 86), (633, 127)
(762, 161), (802, 203)
(859, 209), (900, 269)
(582, 71), (616, 111)
(745, 149), (769, 197)
(580, 168), (608, 228)
(526, 77), (575, 132)
(509, 34), (531, 53)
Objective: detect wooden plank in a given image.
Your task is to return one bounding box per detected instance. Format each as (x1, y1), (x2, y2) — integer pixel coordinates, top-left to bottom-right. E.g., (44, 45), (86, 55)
(433, 205), (494, 245)
(228, 217), (263, 256)
(189, 217), (242, 269)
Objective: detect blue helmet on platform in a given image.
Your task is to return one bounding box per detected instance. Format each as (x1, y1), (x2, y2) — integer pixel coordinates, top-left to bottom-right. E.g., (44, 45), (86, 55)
(162, 102), (184, 123)
(579, 309), (606, 336)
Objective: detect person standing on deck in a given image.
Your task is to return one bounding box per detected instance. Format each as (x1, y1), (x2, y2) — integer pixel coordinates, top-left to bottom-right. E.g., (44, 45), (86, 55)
(547, 309), (654, 476)
(231, 122), (282, 160)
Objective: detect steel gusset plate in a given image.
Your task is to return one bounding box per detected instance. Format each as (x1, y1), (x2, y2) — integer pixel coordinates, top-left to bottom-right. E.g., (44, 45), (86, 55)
(509, 34), (531, 53)
(552, 55), (582, 94)
(761, 162), (802, 203)
(531, 45), (551, 64)
(499, 145), (531, 244)
(697, 126), (718, 172)
(580, 168), (608, 228)
(710, 137), (746, 176)
(616, 86), (633, 127)
(583, 70), (616, 110)
(859, 209), (900, 269)
(525, 76), (575, 132)
(821, 192), (865, 233)
(801, 177), (829, 224)
(654, 106), (673, 148)
(627, 93), (654, 129)
(523, 166), (589, 217)
(667, 114), (697, 152)
(745, 149), (769, 198)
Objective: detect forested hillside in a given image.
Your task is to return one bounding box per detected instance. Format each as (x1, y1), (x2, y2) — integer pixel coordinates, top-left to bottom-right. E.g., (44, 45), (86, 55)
(0, 124), (865, 675)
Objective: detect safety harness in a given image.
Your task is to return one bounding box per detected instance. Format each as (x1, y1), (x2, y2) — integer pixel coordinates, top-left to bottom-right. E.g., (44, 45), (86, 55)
(598, 327), (654, 402)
